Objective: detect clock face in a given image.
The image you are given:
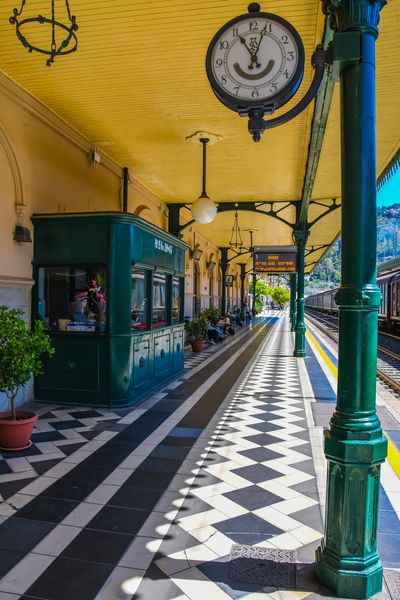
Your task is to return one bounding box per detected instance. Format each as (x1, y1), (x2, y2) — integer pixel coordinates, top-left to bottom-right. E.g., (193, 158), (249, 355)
(206, 12), (304, 113)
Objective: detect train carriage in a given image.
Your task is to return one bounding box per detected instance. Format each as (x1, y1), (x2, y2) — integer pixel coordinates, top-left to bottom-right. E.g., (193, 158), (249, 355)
(389, 273), (400, 327)
(306, 266), (400, 331)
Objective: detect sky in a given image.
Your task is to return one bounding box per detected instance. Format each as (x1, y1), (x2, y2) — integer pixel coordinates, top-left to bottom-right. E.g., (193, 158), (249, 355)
(377, 167), (400, 207)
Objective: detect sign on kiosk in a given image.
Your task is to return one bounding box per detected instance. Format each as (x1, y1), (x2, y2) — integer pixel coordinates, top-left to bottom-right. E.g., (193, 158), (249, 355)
(253, 246), (298, 274)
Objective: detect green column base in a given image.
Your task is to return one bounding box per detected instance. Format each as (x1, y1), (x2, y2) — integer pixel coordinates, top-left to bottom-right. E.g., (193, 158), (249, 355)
(316, 430), (387, 599)
(316, 542), (383, 599)
(293, 323), (306, 357)
(293, 349), (306, 357)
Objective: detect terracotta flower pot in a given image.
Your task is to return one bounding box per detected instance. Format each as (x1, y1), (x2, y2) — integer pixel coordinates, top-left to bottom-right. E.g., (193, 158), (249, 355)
(0, 411), (38, 451)
(191, 340), (205, 352)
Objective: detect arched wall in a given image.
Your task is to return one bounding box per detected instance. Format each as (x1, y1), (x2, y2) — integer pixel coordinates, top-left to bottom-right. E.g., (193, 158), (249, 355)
(0, 70), (247, 409)
(181, 228), (221, 317)
(0, 73), (167, 408)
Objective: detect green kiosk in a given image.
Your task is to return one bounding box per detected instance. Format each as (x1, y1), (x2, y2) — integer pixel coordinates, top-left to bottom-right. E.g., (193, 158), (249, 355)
(32, 212), (187, 407)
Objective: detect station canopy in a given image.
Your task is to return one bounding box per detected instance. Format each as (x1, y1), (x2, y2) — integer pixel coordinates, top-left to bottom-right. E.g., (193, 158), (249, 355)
(0, 0), (398, 272)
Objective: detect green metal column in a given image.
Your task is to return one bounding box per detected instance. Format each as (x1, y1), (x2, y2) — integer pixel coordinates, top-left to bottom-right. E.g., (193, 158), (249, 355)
(293, 230), (309, 357)
(239, 263), (246, 309)
(290, 272), (297, 331)
(316, 2), (388, 598)
(220, 247), (228, 315)
(252, 273), (257, 313)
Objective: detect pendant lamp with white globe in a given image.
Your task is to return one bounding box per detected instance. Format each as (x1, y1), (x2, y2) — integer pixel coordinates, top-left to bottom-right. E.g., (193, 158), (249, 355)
(191, 138), (217, 224)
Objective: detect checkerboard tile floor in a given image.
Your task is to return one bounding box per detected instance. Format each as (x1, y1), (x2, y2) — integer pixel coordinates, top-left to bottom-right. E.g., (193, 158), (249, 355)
(0, 314), (392, 600)
(0, 408), (123, 499)
(0, 326), (248, 501)
(131, 317), (329, 600)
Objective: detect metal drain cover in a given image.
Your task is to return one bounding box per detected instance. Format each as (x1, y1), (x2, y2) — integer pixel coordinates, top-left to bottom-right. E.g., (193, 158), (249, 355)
(228, 545), (296, 588)
(384, 569), (400, 600)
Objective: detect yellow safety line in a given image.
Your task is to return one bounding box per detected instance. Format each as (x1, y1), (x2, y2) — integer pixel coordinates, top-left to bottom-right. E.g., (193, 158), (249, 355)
(306, 325), (400, 479)
(306, 328), (338, 378)
(386, 435), (400, 479)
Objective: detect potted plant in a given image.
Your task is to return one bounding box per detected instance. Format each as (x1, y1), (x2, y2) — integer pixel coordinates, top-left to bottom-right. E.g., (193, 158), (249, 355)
(185, 315), (208, 352)
(0, 305), (54, 451)
(202, 306), (220, 322)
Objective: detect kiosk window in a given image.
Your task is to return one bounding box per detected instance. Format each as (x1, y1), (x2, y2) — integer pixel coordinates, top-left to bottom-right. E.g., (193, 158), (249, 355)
(38, 267), (107, 332)
(131, 268), (148, 329)
(153, 273), (167, 326)
(172, 276), (183, 323)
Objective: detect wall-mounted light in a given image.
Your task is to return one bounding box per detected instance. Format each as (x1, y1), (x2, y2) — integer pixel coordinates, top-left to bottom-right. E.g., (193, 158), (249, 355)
(191, 245), (203, 261)
(207, 260), (216, 271)
(13, 225), (32, 243)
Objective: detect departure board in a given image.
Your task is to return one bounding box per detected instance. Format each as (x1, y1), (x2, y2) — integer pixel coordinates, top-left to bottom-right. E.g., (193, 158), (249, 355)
(253, 246), (297, 273)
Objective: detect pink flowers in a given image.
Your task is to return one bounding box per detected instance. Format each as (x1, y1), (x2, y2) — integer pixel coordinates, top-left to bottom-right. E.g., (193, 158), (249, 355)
(88, 278), (106, 316)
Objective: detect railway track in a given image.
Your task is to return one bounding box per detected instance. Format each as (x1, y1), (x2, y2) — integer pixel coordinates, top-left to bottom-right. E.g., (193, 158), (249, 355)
(305, 310), (400, 393)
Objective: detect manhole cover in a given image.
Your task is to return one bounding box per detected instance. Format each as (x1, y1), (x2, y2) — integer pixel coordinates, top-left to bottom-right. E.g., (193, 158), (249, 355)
(384, 569), (400, 600)
(228, 544), (296, 589)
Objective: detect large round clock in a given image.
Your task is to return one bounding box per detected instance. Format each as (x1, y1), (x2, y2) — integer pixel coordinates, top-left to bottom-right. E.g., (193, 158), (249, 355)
(206, 3), (305, 115)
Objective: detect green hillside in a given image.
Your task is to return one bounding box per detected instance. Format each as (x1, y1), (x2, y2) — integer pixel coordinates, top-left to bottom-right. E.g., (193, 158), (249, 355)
(306, 205), (400, 294)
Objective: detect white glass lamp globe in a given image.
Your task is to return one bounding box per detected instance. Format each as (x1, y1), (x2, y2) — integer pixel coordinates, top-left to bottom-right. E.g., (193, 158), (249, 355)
(191, 195), (217, 224)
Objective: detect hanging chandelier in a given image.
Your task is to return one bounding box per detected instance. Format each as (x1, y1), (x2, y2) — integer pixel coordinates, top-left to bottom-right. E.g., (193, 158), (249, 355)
(10, 0), (78, 66)
(229, 204), (243, 250)
(191, 138), (218, 224)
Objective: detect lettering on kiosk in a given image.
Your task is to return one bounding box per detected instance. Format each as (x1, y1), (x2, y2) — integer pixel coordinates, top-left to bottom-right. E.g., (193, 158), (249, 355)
(154, 238), (173, 255)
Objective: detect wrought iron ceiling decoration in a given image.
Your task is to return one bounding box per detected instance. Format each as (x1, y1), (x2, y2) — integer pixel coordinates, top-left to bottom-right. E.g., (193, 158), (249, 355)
(229, 205), (244, 249)
(10, 0), (78, 66)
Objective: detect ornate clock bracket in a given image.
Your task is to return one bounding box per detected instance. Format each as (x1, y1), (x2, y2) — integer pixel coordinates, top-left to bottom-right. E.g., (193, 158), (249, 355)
(247, 43), (333, 142)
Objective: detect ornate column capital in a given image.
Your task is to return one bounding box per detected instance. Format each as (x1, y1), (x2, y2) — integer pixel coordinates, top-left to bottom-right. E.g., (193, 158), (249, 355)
(322, 0), (387, 38)
(293, 229), (310, 246)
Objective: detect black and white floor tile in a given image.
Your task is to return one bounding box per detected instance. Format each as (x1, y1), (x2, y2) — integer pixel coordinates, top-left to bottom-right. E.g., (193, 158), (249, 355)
(130, 317), (326, 600)
(183, 325), (249, 371)
(0, 408), (125, 500)
(0, 326), (251, 503)
(0, 318), (276, 599)
(0, 315), (390, 600)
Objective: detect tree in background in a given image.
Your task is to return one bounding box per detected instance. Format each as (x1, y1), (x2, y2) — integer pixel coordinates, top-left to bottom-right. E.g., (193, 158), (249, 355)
(249, 277), (272, 315)
(270, 286), (290, 306)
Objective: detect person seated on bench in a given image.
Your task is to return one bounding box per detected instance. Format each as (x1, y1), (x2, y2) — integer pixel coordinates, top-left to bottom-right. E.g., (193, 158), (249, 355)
(217, 315), (236, 336)
(207, 318), (225, 343)
(216, 315), (229, 332)
(229, 307), (242, 326)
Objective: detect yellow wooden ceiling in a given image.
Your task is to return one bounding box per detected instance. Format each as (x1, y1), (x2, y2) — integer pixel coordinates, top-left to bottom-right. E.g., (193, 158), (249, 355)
(0, 0), (398, 271)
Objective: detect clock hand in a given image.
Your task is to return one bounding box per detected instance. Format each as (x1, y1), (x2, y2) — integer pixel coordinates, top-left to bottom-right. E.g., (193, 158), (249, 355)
(239, 36), (252, 56)
(256, 29), (266, 54)
(239, 35), (261, 69)
(249, 29), (267, 69)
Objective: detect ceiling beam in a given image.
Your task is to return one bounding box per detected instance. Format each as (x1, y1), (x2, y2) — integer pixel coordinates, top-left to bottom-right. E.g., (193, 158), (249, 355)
(377, 146), (400, 191)
(297, 22), (335, 229)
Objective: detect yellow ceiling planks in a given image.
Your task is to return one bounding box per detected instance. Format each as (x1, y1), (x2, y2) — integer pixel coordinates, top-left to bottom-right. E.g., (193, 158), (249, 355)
(0, 0), (397, 259)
